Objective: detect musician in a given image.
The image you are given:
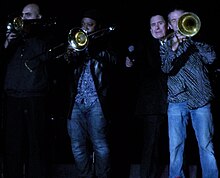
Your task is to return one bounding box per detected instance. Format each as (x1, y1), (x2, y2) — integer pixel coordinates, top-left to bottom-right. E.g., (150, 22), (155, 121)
(160, 9), (219, 178)
(64, 9), (118, 178)
(1, 3), (53, 178)
(125, 13), (169, 178)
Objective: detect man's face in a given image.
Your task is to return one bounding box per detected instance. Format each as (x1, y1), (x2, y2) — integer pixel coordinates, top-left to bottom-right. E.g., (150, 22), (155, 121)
(168, 10), (184, 32)
(81, 17), (97, 34)
(22, 5), (41, 20)
(150, 15), (167, 40)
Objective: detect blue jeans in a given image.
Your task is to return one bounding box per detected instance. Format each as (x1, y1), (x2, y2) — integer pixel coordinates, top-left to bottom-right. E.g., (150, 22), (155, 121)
(67, 101), (110, 178)
(168, 102), (218, 178)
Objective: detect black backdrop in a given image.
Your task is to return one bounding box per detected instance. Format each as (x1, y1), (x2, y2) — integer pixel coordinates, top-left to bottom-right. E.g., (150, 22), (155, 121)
(0, 0), (220, 175)
(0, 0), (219, 40)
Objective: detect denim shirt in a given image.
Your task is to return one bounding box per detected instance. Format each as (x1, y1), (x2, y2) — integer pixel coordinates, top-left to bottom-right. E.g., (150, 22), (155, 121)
(160, 38), (216, 109)
(75, 60), (98, 108)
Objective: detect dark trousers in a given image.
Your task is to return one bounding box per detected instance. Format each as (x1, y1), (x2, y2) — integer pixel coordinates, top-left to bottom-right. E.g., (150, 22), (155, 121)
(3, 96), (48, 178)
(140, 115), (167, 178)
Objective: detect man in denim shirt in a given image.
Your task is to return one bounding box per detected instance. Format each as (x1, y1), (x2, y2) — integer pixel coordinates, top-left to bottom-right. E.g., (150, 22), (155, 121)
(160, 9), (219, 178)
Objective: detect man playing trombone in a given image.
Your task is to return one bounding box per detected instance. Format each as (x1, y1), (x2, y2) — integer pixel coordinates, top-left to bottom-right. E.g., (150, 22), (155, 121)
(2, 3), (53, 178)
(160, 8), (219, 178)
(64, 9), (118, 178)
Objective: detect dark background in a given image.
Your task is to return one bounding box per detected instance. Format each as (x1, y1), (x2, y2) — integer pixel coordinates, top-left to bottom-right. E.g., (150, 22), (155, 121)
(0, 0), (219, 42)
(0, 0), (219, 63)
(0, 0), (220, 175)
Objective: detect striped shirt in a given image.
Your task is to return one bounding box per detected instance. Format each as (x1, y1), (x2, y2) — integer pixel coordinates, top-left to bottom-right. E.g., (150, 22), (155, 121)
(160, 38), (216, 109)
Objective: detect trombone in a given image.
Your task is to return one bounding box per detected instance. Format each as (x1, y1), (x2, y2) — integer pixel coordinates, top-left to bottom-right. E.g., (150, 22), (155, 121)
(7, 16), (24, 33)
(178, 12), (201, 37)
(6, 16), (57, 33)
(165, 12), (201, 41)
(68, 26), (116, 51)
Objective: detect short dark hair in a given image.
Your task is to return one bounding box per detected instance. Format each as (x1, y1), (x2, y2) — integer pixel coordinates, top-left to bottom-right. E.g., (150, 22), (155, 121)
(83, 9), (102, 24)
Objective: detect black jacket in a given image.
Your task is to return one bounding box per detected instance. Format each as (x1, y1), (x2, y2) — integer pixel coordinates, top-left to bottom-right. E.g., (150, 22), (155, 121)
(133, 36), (168, 116)
(64, 38), (118, 119)
(1, 33), (51, 97)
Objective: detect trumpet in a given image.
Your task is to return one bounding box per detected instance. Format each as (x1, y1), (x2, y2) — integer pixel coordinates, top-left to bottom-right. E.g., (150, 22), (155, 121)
(68, 26), (116, 51)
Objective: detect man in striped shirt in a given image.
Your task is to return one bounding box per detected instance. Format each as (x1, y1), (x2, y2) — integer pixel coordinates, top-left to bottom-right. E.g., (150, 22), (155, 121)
(160, 8), (219, 178)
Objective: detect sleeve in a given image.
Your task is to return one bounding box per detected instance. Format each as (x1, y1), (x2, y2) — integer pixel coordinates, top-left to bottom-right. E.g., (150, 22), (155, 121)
(160, 41), (177, 74)
(195, 41), (216, 65)
(160, 39), (198, 75)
